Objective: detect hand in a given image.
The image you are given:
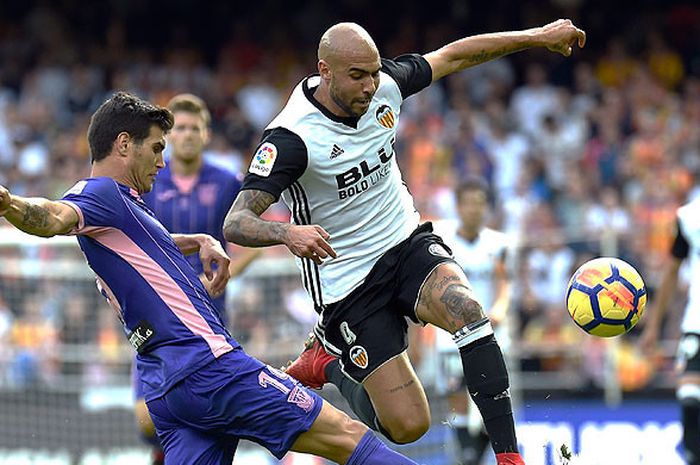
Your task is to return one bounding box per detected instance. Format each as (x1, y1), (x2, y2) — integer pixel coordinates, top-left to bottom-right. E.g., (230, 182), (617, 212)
(538, 19), (586, 57)
(284, 224), (337, 265)
(0, 185), (11, 216)
(199, 273), (224, 298)
(197, 235), (231, 297)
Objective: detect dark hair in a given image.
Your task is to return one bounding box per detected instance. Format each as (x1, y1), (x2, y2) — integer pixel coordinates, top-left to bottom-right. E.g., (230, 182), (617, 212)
(455, 176), (490, 202)
(167, 93), (211, 126)
(87, 91), (174, 162)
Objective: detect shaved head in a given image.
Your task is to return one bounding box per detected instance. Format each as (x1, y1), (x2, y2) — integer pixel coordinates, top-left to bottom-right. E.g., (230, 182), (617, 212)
(318, 22), (379, 65)
(315, 22), (382, 117)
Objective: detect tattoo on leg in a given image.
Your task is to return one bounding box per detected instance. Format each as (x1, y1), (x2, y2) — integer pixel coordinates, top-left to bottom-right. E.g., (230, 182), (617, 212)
(22, 205), (49, 229)
(436, 275), (461, 290)
(440, 284), (483, 324)
(417, 272), (462, 311)
(388, 379), (415, 393)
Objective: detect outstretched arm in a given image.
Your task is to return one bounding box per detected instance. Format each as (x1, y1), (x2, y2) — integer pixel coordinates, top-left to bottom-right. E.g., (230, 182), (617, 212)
(424, 19), (586, 81)
(0, 185), (79, 237)
(223, 189), (336, 265)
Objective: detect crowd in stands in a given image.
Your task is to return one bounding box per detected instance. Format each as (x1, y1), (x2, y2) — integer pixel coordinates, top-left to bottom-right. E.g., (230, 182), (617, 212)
(1, 1), (700, 396)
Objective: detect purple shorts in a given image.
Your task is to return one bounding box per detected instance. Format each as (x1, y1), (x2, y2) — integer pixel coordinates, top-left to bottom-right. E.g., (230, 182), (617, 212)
(146, 348), (323, 463)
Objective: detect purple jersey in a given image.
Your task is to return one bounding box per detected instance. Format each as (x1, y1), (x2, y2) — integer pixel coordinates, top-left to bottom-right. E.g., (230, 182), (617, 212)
(142, 161), (241, 316)
(61, 177), (239, 401)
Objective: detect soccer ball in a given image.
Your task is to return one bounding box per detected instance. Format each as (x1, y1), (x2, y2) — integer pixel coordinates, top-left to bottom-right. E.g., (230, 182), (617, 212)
(566, 257), (647, 337)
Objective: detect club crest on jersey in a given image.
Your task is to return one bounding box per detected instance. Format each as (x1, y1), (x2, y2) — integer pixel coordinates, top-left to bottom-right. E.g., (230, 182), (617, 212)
(349, 345), (369, 369)
(288, 385), (315, 412)
(428, 243), (452, 258)
(375, 105), (395, 129)
(249, 142), (278, 177)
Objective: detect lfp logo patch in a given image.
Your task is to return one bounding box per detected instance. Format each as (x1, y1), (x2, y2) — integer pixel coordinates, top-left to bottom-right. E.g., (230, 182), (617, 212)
(375, 105), (395, 129)
(249, 142), (278, 177)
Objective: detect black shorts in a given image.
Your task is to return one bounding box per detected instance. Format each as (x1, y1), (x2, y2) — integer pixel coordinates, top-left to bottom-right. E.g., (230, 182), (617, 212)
(314, 222), (455, 383)
(678, 333), (700, 374)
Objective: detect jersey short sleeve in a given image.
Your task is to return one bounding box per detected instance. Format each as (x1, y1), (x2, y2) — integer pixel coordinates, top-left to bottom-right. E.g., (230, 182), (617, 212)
(381, 54), (433, 99)
(60, 178), (126, 233)
(672, 219), (690, 260)
(241, 127), (308, 200)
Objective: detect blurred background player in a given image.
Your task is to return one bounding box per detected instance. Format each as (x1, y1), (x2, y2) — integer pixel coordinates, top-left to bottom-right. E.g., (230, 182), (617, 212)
(137, 93), (260, 464)
(641, 195), (700, 465)
(432, 177), (512, 465)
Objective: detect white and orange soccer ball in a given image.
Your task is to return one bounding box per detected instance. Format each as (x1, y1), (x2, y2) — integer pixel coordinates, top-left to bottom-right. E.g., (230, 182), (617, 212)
(566, 257), (647, 337)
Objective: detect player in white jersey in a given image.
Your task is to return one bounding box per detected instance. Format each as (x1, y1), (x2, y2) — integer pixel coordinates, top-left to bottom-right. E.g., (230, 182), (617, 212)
(433, 178), (512, 465)
(641, 197), (700, 465)
(224, 20), (585, 465)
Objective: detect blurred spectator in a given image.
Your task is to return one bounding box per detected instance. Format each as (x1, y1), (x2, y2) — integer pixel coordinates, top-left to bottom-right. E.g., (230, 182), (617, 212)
(595, 37), (639, 88)
(510, 62), (559, 138)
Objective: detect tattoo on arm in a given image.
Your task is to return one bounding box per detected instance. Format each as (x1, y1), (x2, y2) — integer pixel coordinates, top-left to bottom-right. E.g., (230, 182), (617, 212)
(224, 190), (290, 247)
(242, 189), (277, 216)
(21, 204), (49, 229)
(466, 48), (511, 64)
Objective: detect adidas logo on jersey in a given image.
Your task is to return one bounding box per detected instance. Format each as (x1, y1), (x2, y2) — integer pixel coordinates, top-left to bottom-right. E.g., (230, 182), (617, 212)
(329, 144), (345, 159)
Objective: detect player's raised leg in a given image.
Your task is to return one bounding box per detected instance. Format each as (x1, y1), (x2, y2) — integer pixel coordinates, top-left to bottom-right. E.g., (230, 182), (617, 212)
(415, 261), (522, 465)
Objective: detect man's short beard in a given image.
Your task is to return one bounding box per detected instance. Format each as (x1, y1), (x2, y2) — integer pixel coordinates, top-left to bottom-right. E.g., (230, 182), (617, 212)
(330, 86), (361, 117)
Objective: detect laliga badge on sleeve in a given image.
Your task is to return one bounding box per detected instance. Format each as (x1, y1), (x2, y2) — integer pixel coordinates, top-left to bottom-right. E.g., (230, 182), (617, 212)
(249, 142), (278, 177)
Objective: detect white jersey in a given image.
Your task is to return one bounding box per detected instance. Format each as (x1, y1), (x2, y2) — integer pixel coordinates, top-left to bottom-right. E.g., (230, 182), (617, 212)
(241, 55), (432, 307)
(677, 198), (700, 333)
(434, 222), (511, 352)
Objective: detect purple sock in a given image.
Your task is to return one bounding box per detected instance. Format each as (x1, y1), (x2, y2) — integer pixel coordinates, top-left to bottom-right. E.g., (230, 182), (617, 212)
(345, 431), (419, 465)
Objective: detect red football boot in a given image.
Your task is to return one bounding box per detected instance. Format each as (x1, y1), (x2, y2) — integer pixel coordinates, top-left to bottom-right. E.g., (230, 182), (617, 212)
(285, 333), (336, 389)
(496, 452), (526, 465)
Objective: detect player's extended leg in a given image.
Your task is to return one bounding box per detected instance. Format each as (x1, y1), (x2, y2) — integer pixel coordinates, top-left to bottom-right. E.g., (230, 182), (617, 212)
(361, 352), (431, 443)
(415, 261), (522, 464)
(678, 375), (700, 465)
(291, 400), (421, 465)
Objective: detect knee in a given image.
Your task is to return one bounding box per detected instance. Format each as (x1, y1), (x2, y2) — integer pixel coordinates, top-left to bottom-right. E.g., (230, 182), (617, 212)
(381, 413), (430, 444)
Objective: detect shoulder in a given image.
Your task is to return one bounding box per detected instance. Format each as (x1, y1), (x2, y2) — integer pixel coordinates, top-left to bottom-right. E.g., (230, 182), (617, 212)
(380, 54), (432, 99)
(63, 177), (119, 198)
(256, 127), (308, 164)
(266, 77), (318, 131)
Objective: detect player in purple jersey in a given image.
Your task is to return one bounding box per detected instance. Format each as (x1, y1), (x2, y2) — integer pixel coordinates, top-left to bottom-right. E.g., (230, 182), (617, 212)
(139, 93), (260, 464)
(0, 91), (424, 465)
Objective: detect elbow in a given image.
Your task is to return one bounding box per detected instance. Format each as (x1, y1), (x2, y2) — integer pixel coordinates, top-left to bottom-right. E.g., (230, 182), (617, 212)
(222, 214), (240, 243)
